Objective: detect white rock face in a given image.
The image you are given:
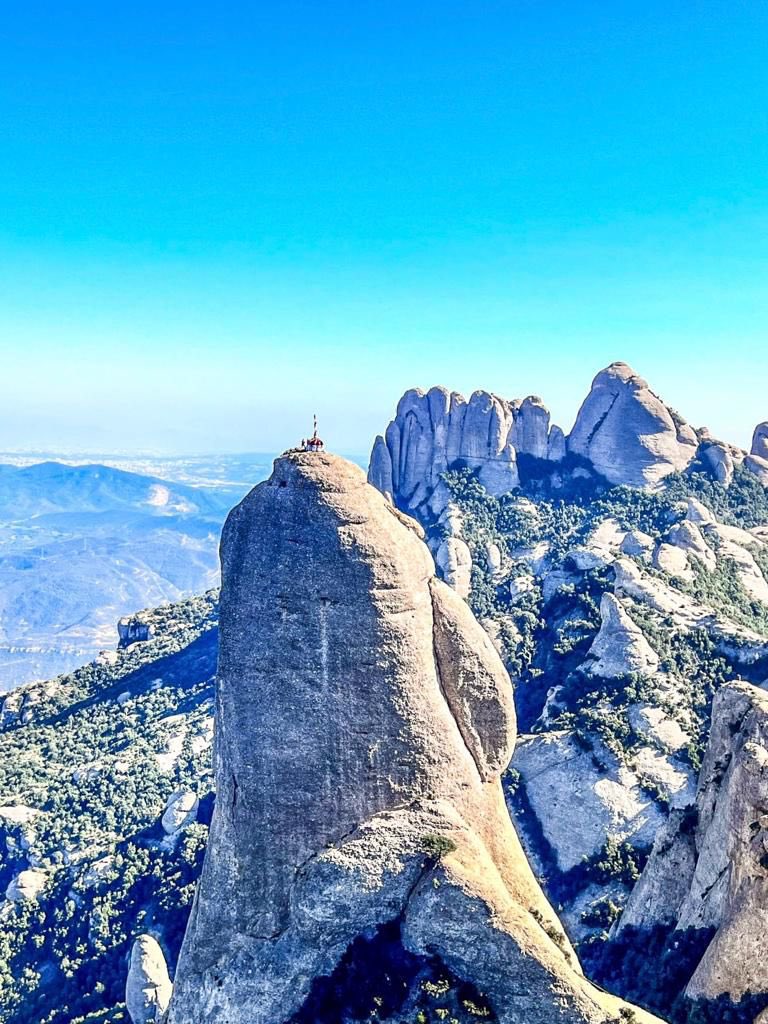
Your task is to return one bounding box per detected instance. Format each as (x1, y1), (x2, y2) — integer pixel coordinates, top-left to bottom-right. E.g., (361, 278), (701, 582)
(161, 789), (199, 835)
(512, 732), (665, 871)
(5, 867), (47, 902)
(567, 362), (697, 487)
(584, 594), (660, 678)
(667, 521), (715, 571)
(126, 934), (173, 1024)
(435, 536), (472, 598)
(652, 542), (694, 582)
(368, 386), (566, 514)
(685, 497), (714, 525)
(752, 423), (768, 460)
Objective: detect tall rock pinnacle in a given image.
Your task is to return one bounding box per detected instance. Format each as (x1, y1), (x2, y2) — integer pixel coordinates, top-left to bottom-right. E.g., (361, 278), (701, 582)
(167, 451), (660, 1024)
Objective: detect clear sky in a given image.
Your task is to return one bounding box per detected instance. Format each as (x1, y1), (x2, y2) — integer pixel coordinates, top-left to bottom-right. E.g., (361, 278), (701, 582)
(1, 1), (766, 455)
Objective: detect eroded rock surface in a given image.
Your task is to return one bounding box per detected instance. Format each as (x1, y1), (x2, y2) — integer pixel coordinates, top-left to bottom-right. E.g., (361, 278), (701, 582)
(167, 451), (659, 1024)
(567, 362), (697, 487)
(619, 681), (768, 1003)
(126, 934), (172, 1024)
(368, 386), (565, 516)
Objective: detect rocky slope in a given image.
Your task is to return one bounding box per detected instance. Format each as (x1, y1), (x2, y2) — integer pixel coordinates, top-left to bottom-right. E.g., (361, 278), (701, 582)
(0, 592), (218, 1024)
(168, 451), (658, 1024)
(608, 680), (768, 1015)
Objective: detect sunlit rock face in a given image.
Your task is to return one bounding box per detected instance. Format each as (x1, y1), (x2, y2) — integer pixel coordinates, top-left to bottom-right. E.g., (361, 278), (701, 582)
(567, 362), (698, 488)
(167, 451), (660, 1024)
(368, 386), (565, 517)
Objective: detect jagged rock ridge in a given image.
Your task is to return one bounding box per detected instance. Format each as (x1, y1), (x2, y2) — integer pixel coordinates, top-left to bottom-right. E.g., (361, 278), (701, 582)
(167, 451), (659, 1024)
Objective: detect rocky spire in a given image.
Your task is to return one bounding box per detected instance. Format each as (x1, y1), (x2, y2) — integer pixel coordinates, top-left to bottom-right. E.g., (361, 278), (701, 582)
(567, 362), (698, 487)
(167, 451), (659, 1024)
(746, 422), (768, 486)
(368, 385), (564, 517)
(125, 935), (172, 1024)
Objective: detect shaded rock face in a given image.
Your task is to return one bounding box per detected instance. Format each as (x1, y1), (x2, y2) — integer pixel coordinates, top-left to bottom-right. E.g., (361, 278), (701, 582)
(567, 362), (697, 487)
(619, 681), (768, 1003)
(746, 423), (768, 486)
(753, 423), (768, 460)
(168, 452), (659, 1024)
(126, 934), (172, 1024)
(368, 386), (564, 516)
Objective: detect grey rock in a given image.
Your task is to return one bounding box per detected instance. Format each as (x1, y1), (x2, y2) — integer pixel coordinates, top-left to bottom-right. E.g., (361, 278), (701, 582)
(161, 789), (199, 836)
(126, 934), (172, 1024)
(753, 423), (768, 461)
(620, 528), (655, 560)
(567, 362), (697, 487)
(435, 536), (472, 598)
(699, 440), (735, 485)
(369, 386), (567, 514)
(584, 594), (660, 678)
(167, 451), (659, 1024)
(614, 808), (697, 935)
(745, 453), (768, 487)
(652, 541), (693, 581)
(667, 521), (715, 570)
(622, 681), (768, 1003)
(685, 497), (715, 525)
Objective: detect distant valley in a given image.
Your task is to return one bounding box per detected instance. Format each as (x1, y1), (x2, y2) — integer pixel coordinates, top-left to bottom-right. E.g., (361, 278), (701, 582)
(0, 454), (279, 690)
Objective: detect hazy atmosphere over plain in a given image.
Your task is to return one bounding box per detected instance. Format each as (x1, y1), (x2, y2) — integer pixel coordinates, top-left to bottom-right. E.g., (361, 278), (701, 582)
(1, 0), (766, 452)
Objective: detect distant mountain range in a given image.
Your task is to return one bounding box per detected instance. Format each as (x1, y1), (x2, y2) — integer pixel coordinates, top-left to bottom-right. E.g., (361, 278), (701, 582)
(0, 456), (272, 690)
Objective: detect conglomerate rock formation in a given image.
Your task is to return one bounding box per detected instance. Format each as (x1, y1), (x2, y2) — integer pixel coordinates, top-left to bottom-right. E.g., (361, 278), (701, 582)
(566, 362), (699, 487)
(167, 451), (659, 1024)
(617, 680), (768, 1003)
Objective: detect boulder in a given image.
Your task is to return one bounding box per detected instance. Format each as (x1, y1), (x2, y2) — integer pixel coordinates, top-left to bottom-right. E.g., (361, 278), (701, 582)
(652, 542), (694, 581)
(699, 441), (735, 486)
(5, 868), (47, 902)
(567, 363), (697, 487)
(161, 789), (199, 835)
(583, 594), (660, 678)
(667, 521), (715, 570)
(435, 536), (472, 598)
(126, 934), (173, 1024)
(167, 451), (659, 1024)
(621, 529), (655, 560)
(752, 423), (768, 460)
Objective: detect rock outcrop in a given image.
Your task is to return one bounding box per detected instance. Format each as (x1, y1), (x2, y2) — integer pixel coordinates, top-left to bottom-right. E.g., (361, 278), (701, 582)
(167, 451), (659, 1024)
(753, 424), (768, 461)
(617, 681), (768, 1003)
(583, 593), (660, 678)
(567, 362), (698, 487)
(126, 934), (173, 1024)
(746, 425), (768, 486)
(368, 386), (565, 517)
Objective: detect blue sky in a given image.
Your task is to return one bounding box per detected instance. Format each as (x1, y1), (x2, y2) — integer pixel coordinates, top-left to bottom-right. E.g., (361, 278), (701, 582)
(1, 1), (766, 454)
